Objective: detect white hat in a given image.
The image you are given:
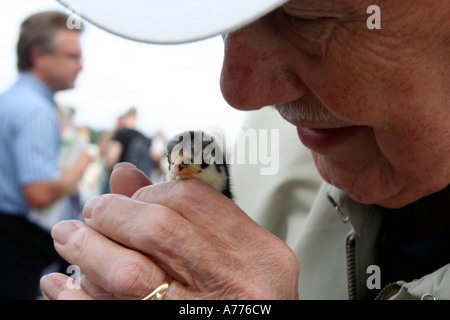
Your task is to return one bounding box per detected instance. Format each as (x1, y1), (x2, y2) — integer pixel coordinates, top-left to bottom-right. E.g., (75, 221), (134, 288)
(57, 0), (288, 44)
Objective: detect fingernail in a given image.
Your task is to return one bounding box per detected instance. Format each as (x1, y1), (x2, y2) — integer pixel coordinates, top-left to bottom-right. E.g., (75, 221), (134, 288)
(113, 162), (136, 171)
(52, 220), (79, 245)
(40, 274), (66, 300)
(83, 196), (101, 219)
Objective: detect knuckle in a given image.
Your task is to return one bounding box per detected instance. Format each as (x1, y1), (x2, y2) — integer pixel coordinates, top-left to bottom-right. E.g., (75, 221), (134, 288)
(91, 193), (129, 215)
(145, 206), (177, 242)
(67, 227), (91, 261)
(174, 179), (206, 199)
(111, 257), (152, 299)
(91, 194), (115, 217)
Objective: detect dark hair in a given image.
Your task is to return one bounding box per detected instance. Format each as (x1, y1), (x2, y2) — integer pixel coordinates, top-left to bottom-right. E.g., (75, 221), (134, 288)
(17, 11), (83, 71)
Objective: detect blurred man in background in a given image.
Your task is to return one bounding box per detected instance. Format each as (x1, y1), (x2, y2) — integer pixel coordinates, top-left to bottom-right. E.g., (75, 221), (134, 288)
(0, 11), (91, 299)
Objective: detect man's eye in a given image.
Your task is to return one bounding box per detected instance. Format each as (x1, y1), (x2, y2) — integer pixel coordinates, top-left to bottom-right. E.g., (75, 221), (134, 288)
(289, 15), (329, 32)
(281, 10), (337, 43)
(291, 16), (317, 26)
(275, 8), (339, 57)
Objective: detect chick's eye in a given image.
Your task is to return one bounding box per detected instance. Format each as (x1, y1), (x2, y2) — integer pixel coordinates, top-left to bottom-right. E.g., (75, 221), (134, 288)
(201, 162), (209, 169)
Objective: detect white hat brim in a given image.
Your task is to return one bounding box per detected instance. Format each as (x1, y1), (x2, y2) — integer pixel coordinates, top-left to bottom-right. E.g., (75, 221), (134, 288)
(57, 0), (288, 44)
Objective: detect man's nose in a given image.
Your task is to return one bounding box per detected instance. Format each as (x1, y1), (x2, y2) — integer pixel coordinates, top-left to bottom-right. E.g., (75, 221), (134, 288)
(219, 14), (307, 111)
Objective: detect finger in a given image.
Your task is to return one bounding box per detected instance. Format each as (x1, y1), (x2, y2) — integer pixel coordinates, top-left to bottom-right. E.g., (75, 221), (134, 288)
(81, 184), (260, 289)
(51, 220), (168, 300)
(129, 180), (287, 295)
(40, 273), (95, 300)
(86, 179), (258, 254)
(79, 180), (298, 299)
(131, 179), (260, 243)
(80, 275), (116, 299)
(110, 162), (152, 197)
(82, 193), (208, 284)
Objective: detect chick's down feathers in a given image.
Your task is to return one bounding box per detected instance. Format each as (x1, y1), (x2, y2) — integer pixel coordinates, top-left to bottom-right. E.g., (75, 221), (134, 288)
(165, 130), (232, 199)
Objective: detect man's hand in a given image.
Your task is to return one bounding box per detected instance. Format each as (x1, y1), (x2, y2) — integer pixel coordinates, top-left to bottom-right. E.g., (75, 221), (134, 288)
(23, 147), (93, 209)
(40, 163), (299, 300)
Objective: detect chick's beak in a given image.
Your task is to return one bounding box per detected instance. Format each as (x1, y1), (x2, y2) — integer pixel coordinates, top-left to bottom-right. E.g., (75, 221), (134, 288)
(173, 163), (199, 178)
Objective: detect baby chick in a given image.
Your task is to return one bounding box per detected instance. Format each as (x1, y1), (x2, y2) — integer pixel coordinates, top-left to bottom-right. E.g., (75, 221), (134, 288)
(166, 130), (232, 199)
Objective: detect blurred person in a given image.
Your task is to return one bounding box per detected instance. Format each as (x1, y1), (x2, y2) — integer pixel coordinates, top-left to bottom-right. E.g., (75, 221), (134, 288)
(0, 11), (91, 299)
(104, 107), (155, 181)
(149, 130), (167, 183)
(27, 106), (86, 232)
(42, 1), (450, 300)
(97, 129), (114, 194)
(55, 106), (89, 220)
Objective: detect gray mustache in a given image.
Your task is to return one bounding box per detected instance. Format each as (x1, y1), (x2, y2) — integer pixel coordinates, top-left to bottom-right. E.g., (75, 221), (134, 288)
(274, 100), (339, 126)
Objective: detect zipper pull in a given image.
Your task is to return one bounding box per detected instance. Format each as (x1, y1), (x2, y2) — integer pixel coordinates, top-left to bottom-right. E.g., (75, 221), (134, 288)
(327, 194), (350, 223)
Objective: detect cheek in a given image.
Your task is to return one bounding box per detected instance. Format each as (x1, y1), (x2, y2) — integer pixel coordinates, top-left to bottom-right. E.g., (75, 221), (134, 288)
(308, 129), (402, 204)
(47, 60), (66, 76)
(307, 66), (387, 127)
(302, 28), (412, 127)
(313, 122), (450, 207)
(375, 120), (450, 185)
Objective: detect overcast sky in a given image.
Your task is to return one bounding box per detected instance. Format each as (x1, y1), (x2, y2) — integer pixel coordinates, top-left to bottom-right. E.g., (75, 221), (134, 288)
(0, 0), (248, 141)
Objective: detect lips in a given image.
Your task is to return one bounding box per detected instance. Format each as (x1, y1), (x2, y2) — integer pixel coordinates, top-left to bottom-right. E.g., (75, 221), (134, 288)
(297, 126), (363, 153)
(274, 102), (364, 153)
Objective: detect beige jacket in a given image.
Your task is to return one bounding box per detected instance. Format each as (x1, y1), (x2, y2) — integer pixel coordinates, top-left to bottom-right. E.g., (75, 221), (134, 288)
(295, 182), (450, 300)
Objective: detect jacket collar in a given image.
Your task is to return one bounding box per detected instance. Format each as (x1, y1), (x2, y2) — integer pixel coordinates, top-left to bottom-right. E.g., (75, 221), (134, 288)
(325, 183), (381, 236)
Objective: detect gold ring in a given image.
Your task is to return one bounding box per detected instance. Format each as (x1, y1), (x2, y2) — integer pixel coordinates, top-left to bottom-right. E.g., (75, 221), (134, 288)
(141, 275), (172, 300)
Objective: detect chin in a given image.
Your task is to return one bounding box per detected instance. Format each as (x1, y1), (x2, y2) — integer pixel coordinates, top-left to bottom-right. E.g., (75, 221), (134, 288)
(336, 180), (445, 209)
(63, 77), (77, 90)
(66, 81), (76, 89)
(314, 163), (408, 209)
(349, 189), (410, 209)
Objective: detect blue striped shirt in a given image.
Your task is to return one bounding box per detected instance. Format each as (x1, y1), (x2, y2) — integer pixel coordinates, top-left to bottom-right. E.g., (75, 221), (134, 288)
(0, 72), (61, 216)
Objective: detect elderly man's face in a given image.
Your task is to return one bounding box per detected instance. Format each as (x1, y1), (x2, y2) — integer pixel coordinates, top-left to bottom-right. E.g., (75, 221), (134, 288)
(220, 0), (450, 208)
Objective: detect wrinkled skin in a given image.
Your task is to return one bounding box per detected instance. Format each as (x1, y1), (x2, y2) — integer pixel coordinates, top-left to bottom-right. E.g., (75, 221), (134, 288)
(220, 0), (449, 208)
(40, 165), (299, 299)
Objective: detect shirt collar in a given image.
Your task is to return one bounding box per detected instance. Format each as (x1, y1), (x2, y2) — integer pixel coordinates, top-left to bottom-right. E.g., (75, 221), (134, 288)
(19, 71), (55, 107)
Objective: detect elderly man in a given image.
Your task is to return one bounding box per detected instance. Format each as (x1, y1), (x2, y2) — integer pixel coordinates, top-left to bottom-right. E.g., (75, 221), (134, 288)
(0, 11), (91, 299)
(41, 0), (449, 300)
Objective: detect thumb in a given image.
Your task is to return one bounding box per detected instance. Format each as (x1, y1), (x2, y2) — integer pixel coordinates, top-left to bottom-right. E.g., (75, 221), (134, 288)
(110, 162), (152, 197)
